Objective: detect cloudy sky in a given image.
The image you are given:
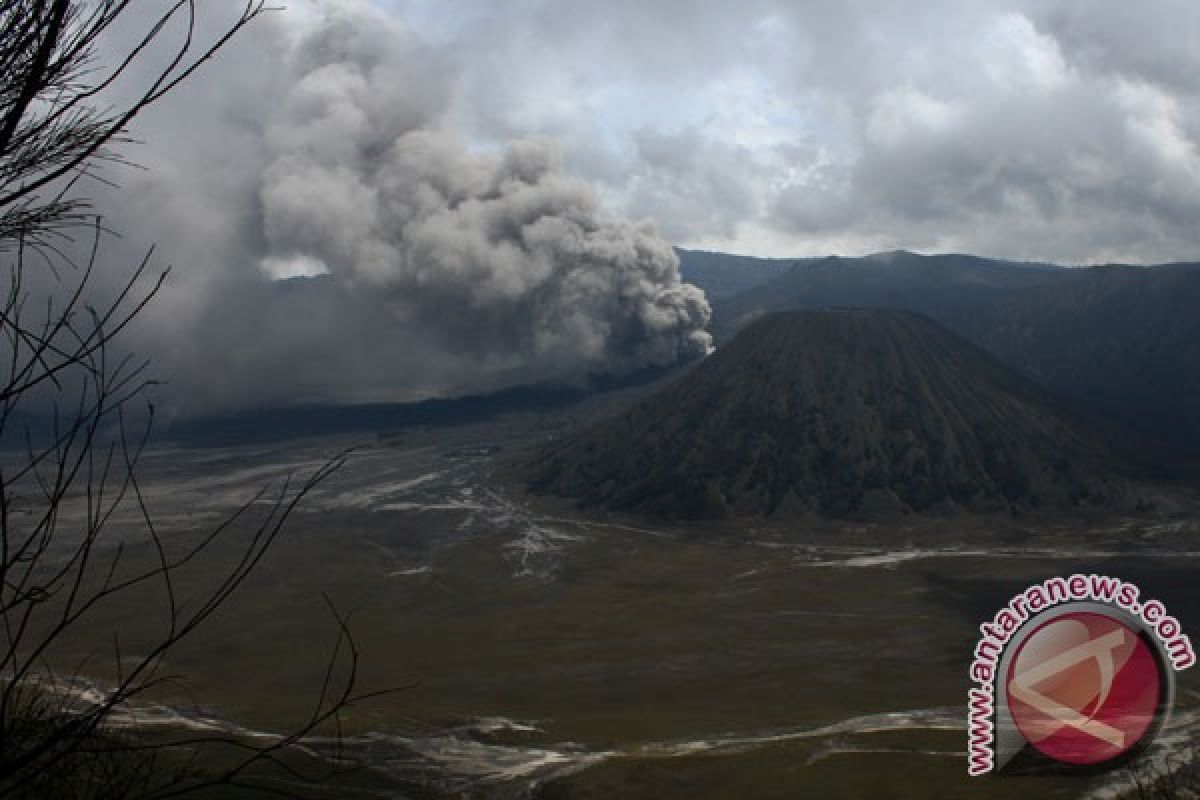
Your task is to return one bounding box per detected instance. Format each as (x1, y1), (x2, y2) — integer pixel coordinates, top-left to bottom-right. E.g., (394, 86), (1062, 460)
(382, 0), (1200, 264)
(70, 0), (1200, 414)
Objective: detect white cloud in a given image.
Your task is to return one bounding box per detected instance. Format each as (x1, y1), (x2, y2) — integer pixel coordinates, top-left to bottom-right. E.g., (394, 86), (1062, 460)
(386, 0), (1200, 263)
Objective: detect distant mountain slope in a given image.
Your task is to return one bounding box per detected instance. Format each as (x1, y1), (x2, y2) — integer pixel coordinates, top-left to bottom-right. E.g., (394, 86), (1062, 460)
(712, 251), (1067, 339)
(676, 248), (805, 300)
(528, 310), (1124, 519)
(938, 266), (1200, 460)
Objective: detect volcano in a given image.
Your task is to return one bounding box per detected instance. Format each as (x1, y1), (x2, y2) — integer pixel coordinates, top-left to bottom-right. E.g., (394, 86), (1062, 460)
(527, 310), (1124, 518)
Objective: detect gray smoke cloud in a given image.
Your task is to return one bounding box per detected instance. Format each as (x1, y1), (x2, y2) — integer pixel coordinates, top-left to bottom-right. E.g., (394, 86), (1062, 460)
(86, 1), (711, 416)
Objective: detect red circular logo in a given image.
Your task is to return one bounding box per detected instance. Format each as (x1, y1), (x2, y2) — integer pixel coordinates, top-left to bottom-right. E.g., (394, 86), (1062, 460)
(1006, 611), (1163, 765)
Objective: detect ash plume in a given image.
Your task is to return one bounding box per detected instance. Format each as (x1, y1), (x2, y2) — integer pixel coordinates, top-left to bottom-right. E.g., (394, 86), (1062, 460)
(91, 1), (712, 415)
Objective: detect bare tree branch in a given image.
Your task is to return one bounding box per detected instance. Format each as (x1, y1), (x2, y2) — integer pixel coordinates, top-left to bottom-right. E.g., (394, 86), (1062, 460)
(0, 2), (388, 798)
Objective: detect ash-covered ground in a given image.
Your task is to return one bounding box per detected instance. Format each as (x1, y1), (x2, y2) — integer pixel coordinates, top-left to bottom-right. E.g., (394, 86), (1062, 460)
(15, 411), (1200, 800)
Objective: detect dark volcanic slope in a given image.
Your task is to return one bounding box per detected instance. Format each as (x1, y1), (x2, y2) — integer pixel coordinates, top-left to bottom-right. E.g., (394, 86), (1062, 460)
(528, 310), (1124, 518)
(711, 253), (1200, 463)
(938, 266), (1200, 461)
